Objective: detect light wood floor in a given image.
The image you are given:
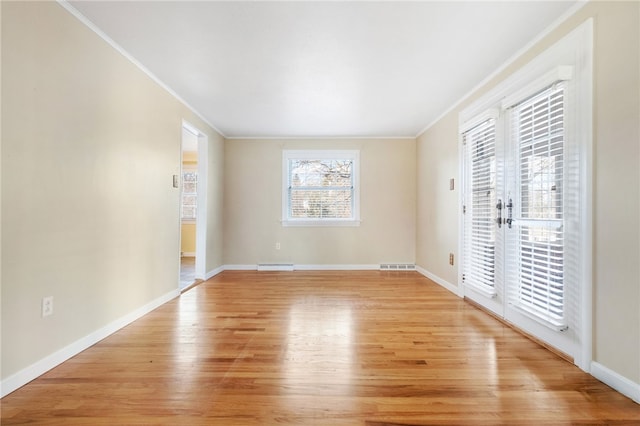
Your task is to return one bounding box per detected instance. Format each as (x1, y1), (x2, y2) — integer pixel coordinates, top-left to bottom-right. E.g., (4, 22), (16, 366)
(180, 256), (196, 290)
(2, 271), (638, 425)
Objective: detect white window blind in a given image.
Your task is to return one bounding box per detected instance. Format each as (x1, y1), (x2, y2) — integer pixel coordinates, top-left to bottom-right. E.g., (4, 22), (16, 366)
(509, 82), (566, 328)
(463, 118), (497, 296)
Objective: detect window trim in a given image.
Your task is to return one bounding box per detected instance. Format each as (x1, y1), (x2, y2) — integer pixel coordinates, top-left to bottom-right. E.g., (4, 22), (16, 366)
(282, 149), (360, 227)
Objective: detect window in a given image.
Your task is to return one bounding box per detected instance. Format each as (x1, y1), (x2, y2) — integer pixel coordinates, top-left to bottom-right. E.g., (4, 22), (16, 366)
(181, 169), (197, 221)
(458, 19), (592, 369)
(282, 150), (360, 226)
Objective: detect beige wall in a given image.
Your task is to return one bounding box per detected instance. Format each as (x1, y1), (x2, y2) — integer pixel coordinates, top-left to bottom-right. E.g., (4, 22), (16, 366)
(416, 112), (459, 286)
(203, 134), (225, 272)
(182, 151), (198, 164)
(1, 1), (224, 381)
(180, 223), (197, 254)
(224, 138), (416, 266)
(416, 1), (640, 384)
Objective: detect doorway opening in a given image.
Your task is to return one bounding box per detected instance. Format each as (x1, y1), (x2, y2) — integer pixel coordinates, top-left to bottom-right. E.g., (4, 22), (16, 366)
(180, 121), (208, 291)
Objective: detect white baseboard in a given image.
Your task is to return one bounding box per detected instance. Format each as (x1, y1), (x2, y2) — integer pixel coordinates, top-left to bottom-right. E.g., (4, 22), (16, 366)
(223, 264), (258, 271)
(221, 264), (380, 271)
(0, 289), (179, 398)
(591, 361), (640, 404)
(258, 263), (294, 271)
(294, 264), (379, 271)
(415, 266), (463, 297)
(204, 266), (224, 280)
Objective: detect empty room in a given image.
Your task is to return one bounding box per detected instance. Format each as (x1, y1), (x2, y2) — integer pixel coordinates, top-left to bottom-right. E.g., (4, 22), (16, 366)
(1, 0), (639, 424)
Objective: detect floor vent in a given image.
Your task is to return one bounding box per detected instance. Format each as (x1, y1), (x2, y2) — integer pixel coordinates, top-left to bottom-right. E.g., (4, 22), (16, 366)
(380, 264), (416, 271)
(257, 263), (294, 272)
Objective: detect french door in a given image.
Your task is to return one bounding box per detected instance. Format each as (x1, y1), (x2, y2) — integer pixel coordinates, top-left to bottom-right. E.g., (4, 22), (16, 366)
(461, 76), (581, 361)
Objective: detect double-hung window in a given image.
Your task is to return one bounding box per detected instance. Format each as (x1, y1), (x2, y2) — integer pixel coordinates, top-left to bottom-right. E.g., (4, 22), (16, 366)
(282, 150), (360, 227)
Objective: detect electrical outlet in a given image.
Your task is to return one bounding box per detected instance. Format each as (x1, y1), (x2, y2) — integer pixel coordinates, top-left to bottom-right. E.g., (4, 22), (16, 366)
(42, 296), (54, 317)
(449, 253), (454, 266)
(275, 242), (281, 250)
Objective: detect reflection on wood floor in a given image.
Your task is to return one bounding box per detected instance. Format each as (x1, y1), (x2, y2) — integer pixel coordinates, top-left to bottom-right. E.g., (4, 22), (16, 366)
(2, 271), (638, 425)
(179, 256), (196, 290)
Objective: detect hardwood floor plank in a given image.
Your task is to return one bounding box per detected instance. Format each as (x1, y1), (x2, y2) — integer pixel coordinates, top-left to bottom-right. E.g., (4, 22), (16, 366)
(2, 271), (638, 425)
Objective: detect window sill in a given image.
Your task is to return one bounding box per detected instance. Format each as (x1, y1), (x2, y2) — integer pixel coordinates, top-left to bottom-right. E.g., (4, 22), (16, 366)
(282, 219), (361, 227)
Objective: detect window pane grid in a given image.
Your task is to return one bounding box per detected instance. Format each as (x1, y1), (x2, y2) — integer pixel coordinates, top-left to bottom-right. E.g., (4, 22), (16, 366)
(181, 171), (197, 220)
(289, 189), (353, 219)
(287, 157), (355, 221)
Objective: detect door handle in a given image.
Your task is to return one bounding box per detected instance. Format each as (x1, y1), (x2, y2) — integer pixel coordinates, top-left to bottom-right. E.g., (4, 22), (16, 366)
(496, 199), (502, 228)
(506, 198), (513, 229)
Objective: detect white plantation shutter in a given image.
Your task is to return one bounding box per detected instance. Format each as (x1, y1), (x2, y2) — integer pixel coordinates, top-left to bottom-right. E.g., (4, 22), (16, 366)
(463, 117), (498, 296)
(507, 82), (568, 329)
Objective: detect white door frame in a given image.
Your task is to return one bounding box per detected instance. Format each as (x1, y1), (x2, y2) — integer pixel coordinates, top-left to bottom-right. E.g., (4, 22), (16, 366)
(457, 20), (592, 372)
(182, 120), (208, 280)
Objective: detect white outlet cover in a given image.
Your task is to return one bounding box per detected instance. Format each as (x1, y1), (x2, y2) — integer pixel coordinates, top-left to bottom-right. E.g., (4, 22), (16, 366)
(42, 296), (54, 317)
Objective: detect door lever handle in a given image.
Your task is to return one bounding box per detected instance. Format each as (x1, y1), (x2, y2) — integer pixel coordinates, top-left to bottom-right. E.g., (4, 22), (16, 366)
(505, 198), (513, 229)
(496, 199), (502, 228)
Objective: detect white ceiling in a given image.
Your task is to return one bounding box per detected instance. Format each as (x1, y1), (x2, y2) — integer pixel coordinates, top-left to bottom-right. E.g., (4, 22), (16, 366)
(67, 1), (579, 138)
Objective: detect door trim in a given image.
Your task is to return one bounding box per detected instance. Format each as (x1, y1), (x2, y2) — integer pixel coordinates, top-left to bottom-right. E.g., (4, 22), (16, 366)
(182, 120), (209, 281)
(458, 19), (592, 372)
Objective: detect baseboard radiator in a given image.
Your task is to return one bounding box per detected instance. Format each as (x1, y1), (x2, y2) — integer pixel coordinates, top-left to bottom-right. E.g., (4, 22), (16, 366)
(257, 263), (294, 272)
(380, 264), (416, 271)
